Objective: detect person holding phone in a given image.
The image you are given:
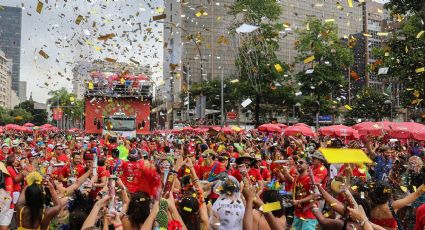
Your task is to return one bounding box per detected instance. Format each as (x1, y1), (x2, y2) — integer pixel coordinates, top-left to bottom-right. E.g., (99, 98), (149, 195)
(232, 153), (263, 196)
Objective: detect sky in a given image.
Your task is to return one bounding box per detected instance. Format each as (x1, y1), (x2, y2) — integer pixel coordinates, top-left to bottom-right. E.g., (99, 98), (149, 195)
(0, 0), (164, 103)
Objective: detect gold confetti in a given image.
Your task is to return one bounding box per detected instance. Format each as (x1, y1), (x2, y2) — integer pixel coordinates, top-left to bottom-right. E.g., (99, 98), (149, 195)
(38, 50), (49, 59)
(344, 105), (352, 110)
(417, 31), (425, 39)
(377, 32), (388, 36)
(413, 90), (420, 98)
(130, 58), (139, 65)
(36, 1), (43, 14)
(324, 19), (335, 23)
(75, 15), (84, 25)
(152, 14), (166, 21)
(104, 57), (117, 63)
(155, 7), (164, 14)
(97, 33), (115, 41)
(362, 33), (371, 37)
(415, 67), (425, 73)
(303, 56), (315, 64)
(274, 64), (283, 73)
(347, 0), (353, 7)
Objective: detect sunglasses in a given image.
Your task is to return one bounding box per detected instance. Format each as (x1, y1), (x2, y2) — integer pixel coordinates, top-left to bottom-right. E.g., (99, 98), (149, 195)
(296, 161), (306, 165)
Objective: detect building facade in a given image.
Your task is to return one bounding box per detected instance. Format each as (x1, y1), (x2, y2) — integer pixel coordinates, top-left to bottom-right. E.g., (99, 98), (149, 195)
(18, 81), (26, 102)
(163, 0), (365, 126)
(0, 6), (22, 95)
(0, 49), (12, 109)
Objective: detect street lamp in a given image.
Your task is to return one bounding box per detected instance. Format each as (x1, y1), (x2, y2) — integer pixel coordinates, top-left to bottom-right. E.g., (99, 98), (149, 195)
(384, 99), (393, 121)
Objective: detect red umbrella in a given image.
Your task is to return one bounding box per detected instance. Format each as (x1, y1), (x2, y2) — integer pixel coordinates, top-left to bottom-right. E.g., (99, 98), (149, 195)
(171, 129), (181, 134)
(23, 123), (35, 127)
(352, 121), (393, 136)
(68, 128), (81, 132)
(40, 124), (53, 128)
(276, 123), (288, 129)
(285, 125), (315, 137)
(194, 127), (209, 134)
(294, 123), (310, 127)
(318, 125), (359, 139)
(4, 124), (21, 130)
(208, 126), (222, 132)
(258, 124), (282, 133)
(387, 122), (425, 140)
(182, 126), (194, 132)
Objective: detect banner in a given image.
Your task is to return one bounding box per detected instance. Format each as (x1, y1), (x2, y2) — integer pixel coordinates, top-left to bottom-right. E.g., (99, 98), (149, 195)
(52, 108), (63, 121)
(84, 97), (150, 135)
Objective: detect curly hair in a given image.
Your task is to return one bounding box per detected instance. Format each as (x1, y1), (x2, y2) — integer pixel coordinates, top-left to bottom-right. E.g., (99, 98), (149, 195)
(179, 196), (201, 230)
(369, 181), (392, 206)
(127, 192), (151, 229)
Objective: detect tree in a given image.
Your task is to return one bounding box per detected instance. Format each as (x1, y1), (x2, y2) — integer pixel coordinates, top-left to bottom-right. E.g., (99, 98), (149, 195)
(372, 15), (425, 120)
(47, 88), (84, 123)
(230, 0), (296, 126)
(295, 18), (354, 125)
(10, 108), (33, 125)
(344, 88), (392, 125)
(16, 100), (48, 125)
(385, 0), (425, 29)
(0, 107), (14, 125)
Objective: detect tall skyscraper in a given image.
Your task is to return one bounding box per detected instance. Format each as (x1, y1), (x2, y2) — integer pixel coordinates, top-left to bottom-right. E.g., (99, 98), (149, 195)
(0, 6), (22, 95)
(18, 81), (27, 102)
(0, 49), (12, 109)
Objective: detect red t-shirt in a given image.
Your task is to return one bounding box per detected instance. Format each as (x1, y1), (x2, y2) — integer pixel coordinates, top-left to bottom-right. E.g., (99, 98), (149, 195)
(61, 163), (86, 179)
(93, 166), (111, 195)
(286, 146), (298, 156)
(338, 165), (366, 181)
(120, 160), (144, 193)
(294, 174), (319, 219)
(196, 161), (224, 181)
(260, 168), (271, 181)
(4, 175), (14, 209)
(6, 166), (21, 192)
(312, 165), (328, 188)
(232, 168), (263, 184)
(284, 167), (298, 192)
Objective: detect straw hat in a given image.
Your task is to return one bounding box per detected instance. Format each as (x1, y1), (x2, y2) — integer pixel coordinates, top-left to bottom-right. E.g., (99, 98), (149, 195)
(236, 151), (255, 165)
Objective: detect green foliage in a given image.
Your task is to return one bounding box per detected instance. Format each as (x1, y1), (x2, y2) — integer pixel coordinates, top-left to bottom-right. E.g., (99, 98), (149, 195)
(230, 0), (282, 23)
(385, 0), (425, 28)
(229, 0), (297, 125)
(344, 88), (392, 124)
(373, 16), (425, 108)
(295, 18), (354, 122)
(16, 100), (48, 125)
(48, 88), (84, 119)
(10, 108), (33, 124)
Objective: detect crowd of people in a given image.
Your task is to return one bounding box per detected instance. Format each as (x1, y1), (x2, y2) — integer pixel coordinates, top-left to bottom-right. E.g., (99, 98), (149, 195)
(0, 128), (423, 230)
